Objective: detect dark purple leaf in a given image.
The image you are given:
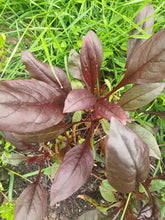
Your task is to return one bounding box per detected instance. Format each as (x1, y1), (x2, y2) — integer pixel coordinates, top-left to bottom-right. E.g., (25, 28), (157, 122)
(14, 183), (47, 220)
(86, 30), (103, 69)
(0, 79), (64, 133)
(118, 83), (165, 110)
(127, 3), (154, 61)
(3, 132), (29, 150)
(80, 36), (99, 93)
(63, 89), (97, 113)
(95, 100), (126, 124)
(106, 117), (150, 193)
(50, 142), (93, 205)
(137, 199), (161, 220)
(11, 121), (70, 144)
(137, 201), (153, 219)
(67, 49), (82, 80)
(121, 28), (165, 85)
(21, 51), (71, 98)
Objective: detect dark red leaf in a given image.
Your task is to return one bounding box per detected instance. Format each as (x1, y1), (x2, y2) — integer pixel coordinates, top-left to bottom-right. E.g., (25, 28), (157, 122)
(106, 117), (150, 193)
(95, 100), (126, 124)
(0, 79), (64, 133)
(80, 36), (99, 93)
(27, 155), (43, 164)
(127, 3), (154, 62)
(63, 89), (97, 113)
(137, 199), (161, 220)
(121, 28), (165, 85)
(21, 51), (71, 99)
(14, 183), (47, 220)
(11, 121), (70, 144)
(118, 83), (165, 110)
(137, 201), (153, 219)
(3, 132), (29, 150)
(50, 142), (93, 205)
(86, 30), (103, 69)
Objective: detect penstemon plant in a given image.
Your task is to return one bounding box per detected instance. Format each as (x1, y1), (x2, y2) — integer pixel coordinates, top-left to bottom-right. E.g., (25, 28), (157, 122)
(0, 3), (165, 219)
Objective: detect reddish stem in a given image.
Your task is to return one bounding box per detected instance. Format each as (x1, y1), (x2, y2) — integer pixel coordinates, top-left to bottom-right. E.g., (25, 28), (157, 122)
(35, 153), (49, 184)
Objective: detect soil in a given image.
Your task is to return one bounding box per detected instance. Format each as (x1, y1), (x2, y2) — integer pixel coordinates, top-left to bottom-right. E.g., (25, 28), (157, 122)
(0, 144), (107, 220)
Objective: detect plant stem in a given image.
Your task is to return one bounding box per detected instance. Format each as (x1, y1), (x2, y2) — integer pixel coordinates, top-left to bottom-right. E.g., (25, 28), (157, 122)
(120, 192), (132, 220)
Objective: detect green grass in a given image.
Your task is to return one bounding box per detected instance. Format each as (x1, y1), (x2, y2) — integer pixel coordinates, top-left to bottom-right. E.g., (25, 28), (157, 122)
(0, 0), (164, 81)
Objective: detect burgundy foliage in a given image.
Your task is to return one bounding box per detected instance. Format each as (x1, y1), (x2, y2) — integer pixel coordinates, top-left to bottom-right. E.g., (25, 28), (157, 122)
(63, 89), (97, 113)
(14, 183), (47, 220)
(0, 3), (164, 219)
(95, 100), (127, 124)
(0, 79), (64, 133)
(127, 3), (154, 61)
(137, 199), (161, 220)
(50, 142), (93, 205)
(106, 117), (150, 193)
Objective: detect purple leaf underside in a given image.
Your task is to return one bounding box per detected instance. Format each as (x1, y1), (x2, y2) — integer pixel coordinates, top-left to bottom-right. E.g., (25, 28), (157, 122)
(63, 89), (97, 113)
(0, 79), (64, 133)
(50, 142), (93, 205)
(127, 3), (154, 61)
(95, 101), (127, 125)
(86, 30), (103, 69)
(106, 117), (150, 193)
(14, 183), (47, 220)
(118, 83), (165, 110)
(3, 132), (29, 150)
(4, 121), (69, 150)
(122, 28), (165, 85)
(80, 36), (99, 92)
(21, 51), (71, 98)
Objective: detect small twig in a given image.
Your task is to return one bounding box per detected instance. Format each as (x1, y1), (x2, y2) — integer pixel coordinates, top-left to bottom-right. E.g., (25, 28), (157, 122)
(0, 190), (10, 202)
(91, 173), (104, 181)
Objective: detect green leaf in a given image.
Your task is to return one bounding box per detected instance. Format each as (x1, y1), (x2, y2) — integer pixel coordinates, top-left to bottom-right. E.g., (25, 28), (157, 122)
(43, 163), (60, 179)
(127, 122), (161, 159)
(150, 180), (165, 192)
(78, 209), (107, 220)
(100, 118), (110, 135)
(99, 180), (117, 203)
(1, 152), (26, 166)
(72, 111), (82, 123)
